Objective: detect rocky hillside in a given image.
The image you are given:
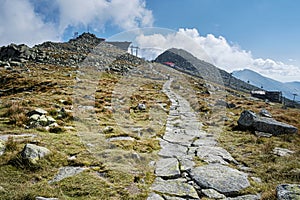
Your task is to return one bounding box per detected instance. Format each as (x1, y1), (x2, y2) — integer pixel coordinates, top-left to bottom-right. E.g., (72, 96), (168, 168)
(0, 33), (299, 200)
(155, 48), (260, 92)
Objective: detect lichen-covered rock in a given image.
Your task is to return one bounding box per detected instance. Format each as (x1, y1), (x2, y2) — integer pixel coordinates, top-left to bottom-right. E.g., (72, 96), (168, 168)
(238, 110), (298, 135)
(190, 164), (250, 195)
(277, 184), (300, 200)
(21, 144), (50, 164)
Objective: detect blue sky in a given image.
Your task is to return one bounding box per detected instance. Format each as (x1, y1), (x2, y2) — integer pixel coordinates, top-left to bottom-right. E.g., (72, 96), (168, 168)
(0, 0), (299, 82)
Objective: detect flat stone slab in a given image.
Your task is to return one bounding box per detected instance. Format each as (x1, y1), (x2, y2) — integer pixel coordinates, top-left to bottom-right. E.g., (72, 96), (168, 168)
(49, 166), (87, 183)
(106, 136), (135, 142)
(196, 146), (237, 165)
(177, 155), (195, 171)
(155, 158), (180, 178)
(151, 177), (199, 199)
(190, 164), (250, 195)
(158, 139), (187, 158)
(273, 147), (295, 157)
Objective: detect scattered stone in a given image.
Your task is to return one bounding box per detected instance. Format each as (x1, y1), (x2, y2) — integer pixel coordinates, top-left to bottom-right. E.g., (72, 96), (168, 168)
(36, 197), (59, 200)
(201, 188), (226, 199)
(103, 126), (114, 133)
(151, 177), (199, 199)
(155, 158), (180, 178)
(0, 139), (5, 156)
(254, 131), (272, 138)
(273, 147), (295, 157)
(251, 177), (262, 183)
(30, 114), (41, 121)
(27, 108), (48, 116)
(277, 184), (300, 200)
(137, 103), (146, 111)
(259, 109), (272, 118)
(238, 110), (298, 135)
(21, 144), (51, 164)
(196, 146), (237, 165)
(107, 136), (135, 142)
(49, 166), (87, 183)
(190, 164), (250, 195)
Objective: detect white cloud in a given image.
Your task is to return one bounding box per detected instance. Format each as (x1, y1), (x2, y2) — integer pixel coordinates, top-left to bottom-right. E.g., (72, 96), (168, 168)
(135, 28), (300, 82)
(0, 0), (58, 46)
(0, 0), (153, 46)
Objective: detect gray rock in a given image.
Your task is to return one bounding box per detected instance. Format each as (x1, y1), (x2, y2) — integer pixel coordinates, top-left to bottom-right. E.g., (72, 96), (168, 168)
(158, 139), (187, 158)
(151, 177), (199, 199)
(49, 166), (87, 183)
(254, 131), (272, 138)
(30, 114), (40, 121)
(238, 110), (298, 135)
(147, 193), (164, 200)
(196, 146), (237, 165)
(0, 139), (5, 156)
(259, 109), (272, 118)
(273, 147), (295, 157)
(28, 108), (48, 116)
(177, 155), (195, 171)
(21, 144), (51, 164)
(36, 197), (59, 200)
(107, 136), (134, 142)
(103, 126), (114, 133)
(201, 188), (226, 199)
(155, 158), (180, 178)
(190, 164), (250, 195)
(277, 184), (300, 200)
(137, 103), (146, 111)
(38, 115), (48, 126)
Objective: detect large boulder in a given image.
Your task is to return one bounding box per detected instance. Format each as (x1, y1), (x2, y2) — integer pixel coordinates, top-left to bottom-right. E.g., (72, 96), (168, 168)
(237, 110), (298, 135)
(190, 164), (250, 195)
(21, 144), (51, 164)
(276, 184), (300, 200)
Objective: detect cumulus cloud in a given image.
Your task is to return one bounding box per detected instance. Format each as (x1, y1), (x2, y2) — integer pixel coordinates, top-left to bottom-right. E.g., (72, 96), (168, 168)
(135, 28), (300, 82)
(0, 0), (58, 46)
(0, 0), (153, 46)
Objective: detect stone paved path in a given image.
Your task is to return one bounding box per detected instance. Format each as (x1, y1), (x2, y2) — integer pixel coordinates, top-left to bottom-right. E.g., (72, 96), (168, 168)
(148, 78), (259, 199)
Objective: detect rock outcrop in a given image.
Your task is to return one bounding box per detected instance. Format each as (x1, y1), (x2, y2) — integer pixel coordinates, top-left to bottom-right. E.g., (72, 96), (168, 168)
(238, 110), (298, 135)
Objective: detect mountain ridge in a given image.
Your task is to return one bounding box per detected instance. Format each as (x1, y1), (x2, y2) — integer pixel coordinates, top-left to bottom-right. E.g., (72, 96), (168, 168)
(232, 69), (300, 101)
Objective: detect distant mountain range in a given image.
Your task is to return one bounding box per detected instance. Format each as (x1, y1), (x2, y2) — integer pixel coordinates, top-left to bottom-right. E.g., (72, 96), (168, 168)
(232, 69), (300, 101)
